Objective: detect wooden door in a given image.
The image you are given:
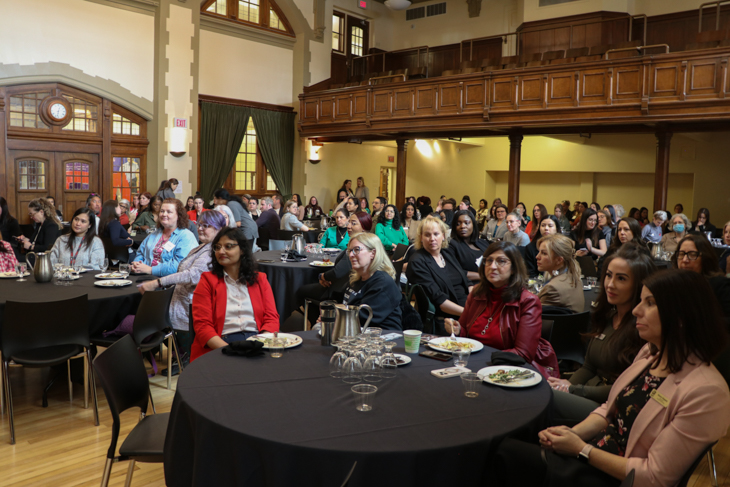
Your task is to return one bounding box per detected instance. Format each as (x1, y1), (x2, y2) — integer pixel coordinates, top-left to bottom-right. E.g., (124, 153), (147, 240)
(58, 152), (99, 221)
(9, 150), (54, 225)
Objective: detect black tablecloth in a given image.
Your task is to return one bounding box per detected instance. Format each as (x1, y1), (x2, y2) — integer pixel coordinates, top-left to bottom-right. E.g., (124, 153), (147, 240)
(0, 272), (142, 336)
(255, 250), (325, 325)
(164, 331), (552, 487)
(130, 233), (147, 249)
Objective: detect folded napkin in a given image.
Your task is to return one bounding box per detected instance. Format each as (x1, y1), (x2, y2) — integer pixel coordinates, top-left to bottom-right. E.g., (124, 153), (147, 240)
(285, 249), (308, 261)
(222, 340), (265, 357)
(490, 351), (526, 367)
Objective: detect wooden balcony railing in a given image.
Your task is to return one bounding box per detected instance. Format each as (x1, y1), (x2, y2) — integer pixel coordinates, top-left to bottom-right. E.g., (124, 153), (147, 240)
(298, 48), (730, 139)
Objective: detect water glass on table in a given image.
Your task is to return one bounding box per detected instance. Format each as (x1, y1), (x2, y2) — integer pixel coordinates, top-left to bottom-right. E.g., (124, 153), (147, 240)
(15, 263), (27, 282)
(100, 258), (109, 273)
(119, 263), (130, 278)
(351, 384), (377, 412)
(270, 336), (284, 358)
(453, 348), (470, 368)
(461, 373), (481, 398)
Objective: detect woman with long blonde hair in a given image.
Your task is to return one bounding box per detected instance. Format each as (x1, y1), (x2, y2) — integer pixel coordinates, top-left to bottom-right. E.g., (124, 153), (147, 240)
(536, 234), (584, 313)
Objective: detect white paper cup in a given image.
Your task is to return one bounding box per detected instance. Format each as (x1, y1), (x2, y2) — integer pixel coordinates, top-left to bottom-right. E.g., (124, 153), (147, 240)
(403, 330), (422, 354)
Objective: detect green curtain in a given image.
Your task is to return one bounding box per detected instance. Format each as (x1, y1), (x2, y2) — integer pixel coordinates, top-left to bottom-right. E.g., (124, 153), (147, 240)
(250, 108), (296, 199)
(199, 102), (250, 202)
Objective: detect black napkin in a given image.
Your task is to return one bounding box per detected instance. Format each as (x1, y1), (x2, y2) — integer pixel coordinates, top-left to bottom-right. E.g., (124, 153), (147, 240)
(222, 340), (265, 357)
(285, 249), (307, 261)
(490, 351), (526, 367)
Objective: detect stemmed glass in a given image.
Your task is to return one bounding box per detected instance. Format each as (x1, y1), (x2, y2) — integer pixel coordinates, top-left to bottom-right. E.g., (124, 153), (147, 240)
(342, 347), (363, 384)
(362, 348), (382, 383)
(73, 264), (83, 279)
(119, 263), (130, 278)
(15, 263), (27, 282)
(100, 258), (109, 273)
(329, 342), (348, 378)
(380, 341), (398, 379)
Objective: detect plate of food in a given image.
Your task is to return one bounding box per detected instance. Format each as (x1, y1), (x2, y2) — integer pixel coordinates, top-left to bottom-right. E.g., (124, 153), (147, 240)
(321, 248), (342, 253)
(95, 272), (128, 279)
(393, 353), (411, 366)
(94, 279), (133, 287)
(247, 332), (303, 349)
(427, 337), (484, 354)
(0, 271), (30, 278)
(62, 266), (90, 273)
(309, 261), (335, 267)
(477, 366), (542, 388)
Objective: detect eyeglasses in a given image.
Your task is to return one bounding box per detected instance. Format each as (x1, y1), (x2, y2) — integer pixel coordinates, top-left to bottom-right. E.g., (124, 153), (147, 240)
(677, 251), (701, 261)
(484, 258), (511, 268)
(348, 246), (371, 255)
(214, 243), (239, 252)
(120, 205), (129, 209)
(199, 223), (215, 230)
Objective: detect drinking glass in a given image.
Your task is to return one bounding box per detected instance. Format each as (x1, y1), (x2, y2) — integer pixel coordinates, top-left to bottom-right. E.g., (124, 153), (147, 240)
(351, 384), (377, 412)
(453, 348), (471, 368)
(362, 348), (382, 383)
(342, 355), (363, 384)
(15, 263), (27, 282)
(270, 336), (284, 358)
(73, 264), (83, 279)
(379, 341), (397, 379)
(100, 258), (109, 273)
(365, 327), (382, 338)
(461, 372), (481, 398)
(329, 343), (348, 378)
(119, 263), (130, 278)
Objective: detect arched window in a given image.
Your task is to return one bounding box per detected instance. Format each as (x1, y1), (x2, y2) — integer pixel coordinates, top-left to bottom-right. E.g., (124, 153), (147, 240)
(18, 160), (46, 191)
(202, 0), (293, 36)
(228, 118), (277, 194)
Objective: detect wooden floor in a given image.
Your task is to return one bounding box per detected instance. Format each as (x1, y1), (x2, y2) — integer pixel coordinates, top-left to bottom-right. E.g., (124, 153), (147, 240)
(0, 353), (728, 487)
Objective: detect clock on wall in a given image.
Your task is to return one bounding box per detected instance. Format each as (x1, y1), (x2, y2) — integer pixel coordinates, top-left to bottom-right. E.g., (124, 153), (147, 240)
(39, 96), (72, 126)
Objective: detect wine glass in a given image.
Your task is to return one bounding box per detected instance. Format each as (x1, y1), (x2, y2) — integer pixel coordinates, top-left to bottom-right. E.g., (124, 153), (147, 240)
(73, 264), (82, 279)
(342, 352), (363, 384)
(380, 341), (398, 379)
(362, 348), (382, 383)
(119, 263), (130, 278)
(100, 258), (109, 273)
(15, 263), (27, 282)
(329, 343), (348, 378)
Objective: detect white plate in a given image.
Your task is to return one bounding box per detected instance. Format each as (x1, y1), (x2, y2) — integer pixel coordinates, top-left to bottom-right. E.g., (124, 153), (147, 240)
(309, 261), (335, 267)
(393, 353), (411, 366)
(247, 332), (303, 349)
(0, 272), (30, 278)
(61, 267), (89, 273)
(321, 248), (341, 253)
(94, 279), (133, 287)
(95, 272), (128, 279)
(427, 337), (484, 354)
(477, 366), (542, 388)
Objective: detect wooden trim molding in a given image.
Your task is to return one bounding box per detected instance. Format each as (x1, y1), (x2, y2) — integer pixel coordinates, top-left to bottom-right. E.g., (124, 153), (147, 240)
(199, 94), (296, 113)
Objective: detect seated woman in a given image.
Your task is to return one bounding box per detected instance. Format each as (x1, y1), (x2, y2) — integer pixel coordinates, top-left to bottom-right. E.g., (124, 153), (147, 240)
(691, 207), (716, 235)
(98, 200), (134, 248)
(16, 198), (63, 253)
(525, 204), (547, 241)
(571, 209), (607, 260)
(598, 217), (646, 272)
(494, 269), (730, 487)
(400, 202), (419, 243)
(405, 216), (471, 334)
(503, 212), (530, 247)
(50, 208), (105, 269)
(280, 200), (310, 231)
(597, 209), (614, 247)
(131, 198), (198, 277)
(139, 210), (227, 364)
(445, 241), (559, 379)
(524, 215), (560, 278)
(192, 228), (279, 361)
(555, 203), (571, 234)
(342, 233), (402, 331)
(536, 234), (584, 313)
(659, 212), (690, 252)
(320, 208), (350, 250)
(359, 198), (370, 215)
(375, 204), (409, 252)
(187, 195), (206, 223)
(515, 202), (530, 231)
(671, 233), (730, 319)
(447, 210), (488, 282)
(482, 204), (509, 240)
(0, 234), (18, 272)
(304, 196), (323, 219)
(215, 204), (237, 228)
(132, 195), (162, 232)
(549, 244), (656, 426)
(343, 197), (360, 216)
(720, 220), (730, 275)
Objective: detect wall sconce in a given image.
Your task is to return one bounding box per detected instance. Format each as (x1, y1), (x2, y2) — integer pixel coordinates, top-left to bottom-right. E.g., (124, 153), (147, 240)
(309, 141), (323, 164)
(170, 120), (188, 157)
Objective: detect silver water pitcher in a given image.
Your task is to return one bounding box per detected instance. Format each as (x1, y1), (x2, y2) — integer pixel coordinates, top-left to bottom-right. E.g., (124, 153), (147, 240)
(26, 251), (54, 283)
(291, 233), (306, 254)
(331, 304), (373, 342)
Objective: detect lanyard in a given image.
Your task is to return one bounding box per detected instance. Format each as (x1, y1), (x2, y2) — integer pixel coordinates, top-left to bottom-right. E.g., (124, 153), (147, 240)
(69, 238), (83, 266)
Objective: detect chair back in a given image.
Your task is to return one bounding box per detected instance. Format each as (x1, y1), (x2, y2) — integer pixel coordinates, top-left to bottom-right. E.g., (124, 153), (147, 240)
(101, 236), (130, 264)
(93, 335), (150, 459)
(576, 255), (598, 277)
(278, 230), (298, 241)
(258, 227), (270, 251)
(269, 240), (288, 251)
(409, 285), (435, 334)
(676, 442), (717, 487)
(132, 286), (175, 347)
(545, 311), (591, 365)
(2, 295), (90, 359)
(541, 319), (554, 342)
(392, 243), (409, 262)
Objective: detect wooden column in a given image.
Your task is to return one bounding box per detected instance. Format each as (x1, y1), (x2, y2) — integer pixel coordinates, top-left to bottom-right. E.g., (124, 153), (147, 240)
(507, 133), (523, 211)
(395, 139), (408, 209)
(653, 131), (673, 212)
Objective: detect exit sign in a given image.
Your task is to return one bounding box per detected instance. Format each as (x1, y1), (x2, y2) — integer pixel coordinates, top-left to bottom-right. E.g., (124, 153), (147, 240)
(388, 156), (394, 162)
(173, 118), (187, 129)
(358, 0), (367, 8)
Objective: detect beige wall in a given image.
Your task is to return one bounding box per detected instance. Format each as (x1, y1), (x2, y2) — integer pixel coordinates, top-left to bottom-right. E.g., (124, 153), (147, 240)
(0, 0), (155, 102)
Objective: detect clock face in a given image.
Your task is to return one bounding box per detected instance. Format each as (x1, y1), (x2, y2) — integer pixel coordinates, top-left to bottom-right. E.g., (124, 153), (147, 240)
(50, 103), (67, 120)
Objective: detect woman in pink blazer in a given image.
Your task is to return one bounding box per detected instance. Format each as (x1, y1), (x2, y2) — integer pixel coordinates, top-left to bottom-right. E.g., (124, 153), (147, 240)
(191, 227), (279, 361)
(494, 270), (730, 487)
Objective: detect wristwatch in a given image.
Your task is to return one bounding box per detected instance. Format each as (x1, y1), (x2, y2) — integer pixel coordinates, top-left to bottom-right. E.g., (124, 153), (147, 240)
(578, 443), (594, 463)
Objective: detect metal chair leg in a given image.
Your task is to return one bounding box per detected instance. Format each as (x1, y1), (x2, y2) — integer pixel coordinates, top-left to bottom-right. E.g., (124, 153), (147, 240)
(100, 457), (113, 487)
(67, 359), (73, 402)
(0, 352), (5, 414)
(86, 349), (99, 426)
(166, 337), (173, 390)
(172, 333), (183, 372)
(708, 448), (719, 487)
(148, 390), (156, 414)
(123, 459), (136, 487)
(3, 361), (15, 444)
(84, 353), (89, 409)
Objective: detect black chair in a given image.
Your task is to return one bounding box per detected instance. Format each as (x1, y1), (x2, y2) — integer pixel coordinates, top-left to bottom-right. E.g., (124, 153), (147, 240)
(392, 259), (405, 282)
(101, 236), (130, 264)
(676, 442), (718, 487)
(408, 285), (436, 334)
(258, 226), (270, 251)
(94, 335), (169, 487)
(545, 311), (591, 366)
(576, 255), (599, 278)
(278, 230), (298, 241)
(620, 469), (635, 487)
(1, 295), (99, 444)
(541, 319), (554, 342)
(392, 244), (409, 262)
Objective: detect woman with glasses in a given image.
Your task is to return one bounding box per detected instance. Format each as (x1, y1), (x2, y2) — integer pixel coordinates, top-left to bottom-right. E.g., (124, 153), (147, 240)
(131, 198), (197, 277)
(50, 207), (104, 269)
(375, 204), (409, 252)
(448, 210), (489, 282)
(572, 209), (607, 260)
(659, 213), (690, 253)
(191, 227), (279, 361)
(482, 204), (509, 241)
(187, 195), (207, 223)
(16, 198), (63, 253)
(445, 241), (559, 379)
(118, 199), (132, 226)
(343, 232), (402, 331)
(671, 233), (730, 319)
(320, 208), (349, 250)
(536, 234), (584, 313)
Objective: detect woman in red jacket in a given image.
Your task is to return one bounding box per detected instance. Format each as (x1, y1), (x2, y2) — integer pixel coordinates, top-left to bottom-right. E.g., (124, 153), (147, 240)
(191, 227), (279, 361)
(445, 241), (559, 379)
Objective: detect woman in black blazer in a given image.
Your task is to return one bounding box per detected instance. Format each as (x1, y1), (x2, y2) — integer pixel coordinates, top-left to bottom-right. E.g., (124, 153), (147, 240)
(447, 210), (489, 283)
(405, 215), (471, 335)
(16, 198), (62, 253)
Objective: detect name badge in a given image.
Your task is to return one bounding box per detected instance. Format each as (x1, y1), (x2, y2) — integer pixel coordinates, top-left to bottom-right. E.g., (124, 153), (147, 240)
(650, 389), (670, 408)
(162, 241), (176, 252)
(597, 334), (606, 341)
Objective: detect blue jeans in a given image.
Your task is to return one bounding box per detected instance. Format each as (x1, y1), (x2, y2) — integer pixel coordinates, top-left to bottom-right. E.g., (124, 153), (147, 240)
(222, 331), (258, 343)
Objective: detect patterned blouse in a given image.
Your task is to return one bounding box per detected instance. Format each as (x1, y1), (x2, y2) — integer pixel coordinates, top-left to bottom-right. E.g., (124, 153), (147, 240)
(0, 241), (18, 273)
(590, 366), (666, 456)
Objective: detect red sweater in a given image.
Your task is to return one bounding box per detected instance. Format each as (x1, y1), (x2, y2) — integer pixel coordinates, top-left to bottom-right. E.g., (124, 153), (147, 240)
(191, 271), (280, 361)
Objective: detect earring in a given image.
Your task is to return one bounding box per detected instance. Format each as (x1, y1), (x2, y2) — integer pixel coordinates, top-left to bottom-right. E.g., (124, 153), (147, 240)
(552, 270), (559, 277)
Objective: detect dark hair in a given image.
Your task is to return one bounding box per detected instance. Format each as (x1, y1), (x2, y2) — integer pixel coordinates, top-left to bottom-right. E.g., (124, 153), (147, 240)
(378, 204), (402, 230)
(529, 204), (548, 239)
(670, 234), (722, 277)
(603, 205), (616, 222)
(674, 203), (684, 213)
(160, 178), (179, 191)
(185, 196), (195, 210)
(307, 196), (319, 207)
(345, 197), (359, 212)
(337, 190), (347, 203)
(156, 198), (189, 230)
(85, 193), (101, 209)
(628, 207), (640, 221)
(590, 243), (657, 370)
(376, 196), (387, 206)
(355, 211), (373, 232)
(209, 227), (258, 286)
(693, 207), (712, 229)
(65, 207), (98, 252)
(148, 195), (164, 213)
(400, 202), (418, 222)
(494, 204), (509, 219)
(479, 199), (488, 209)
(607, 217), (645, 255)
(532, 214), (561, 242)
(643, 270), (728, 373)
(417, 196), (431, 206)
(516, 202), (526, 211)
(98, 200), (120, 238)
(334, 207), (349, 221)
(451, 210), (479, 245)
(139, 192), (153, 213)
(0, 196), (14, 226)
(213, 188), (245, 206)
(360, 198), (370, 212)
(473, 241), (526, 303)
(575, 208), (599, 245)
(591, 202), (600, 211)
(292, 194), (302, 206)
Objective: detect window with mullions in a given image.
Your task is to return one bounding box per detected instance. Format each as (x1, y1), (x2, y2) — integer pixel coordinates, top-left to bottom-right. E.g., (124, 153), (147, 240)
(112, 157), (140, 201)
(18, 160), (46, 190)
(8, 92), (50, 129)
(351, 26), (364, 56)
(112, 113), (140, 136)
(238, 0), (260, 23)
(207, 0), (227, 14)
(332, 13), (344, 52)
(62, 95), (98, 133)
(65, 162), (90, 191)
(201, 0), (292, 35)
(231, 119), (278, 194)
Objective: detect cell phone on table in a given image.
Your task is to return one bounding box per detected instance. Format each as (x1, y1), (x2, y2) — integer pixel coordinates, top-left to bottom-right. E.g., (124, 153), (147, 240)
(419, 350), (452, 361)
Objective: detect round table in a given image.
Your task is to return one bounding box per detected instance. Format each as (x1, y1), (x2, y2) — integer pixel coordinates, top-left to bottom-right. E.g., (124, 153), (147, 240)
(130, 233), (147, 249)
(164, 331), (552, 487)
(0, 271), (142, 336)
(254, 250), (328, 325)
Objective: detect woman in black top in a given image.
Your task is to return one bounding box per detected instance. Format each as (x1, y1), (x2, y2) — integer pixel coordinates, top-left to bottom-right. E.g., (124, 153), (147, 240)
(571, 209), (606, 260)
(304, 196), (323, 219)
(98, 200), (134, 248)
(447, 210), (488, 283)
(405, 215), (470, 334)
(0, 197), (21, 257)
(343, 232), (402, 331)
(692, 207), (716, 235)
(524, 215), (560, 278)
(598, 217), (646, 272)
(16, 198), (62, 253)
